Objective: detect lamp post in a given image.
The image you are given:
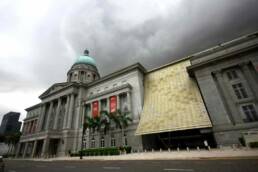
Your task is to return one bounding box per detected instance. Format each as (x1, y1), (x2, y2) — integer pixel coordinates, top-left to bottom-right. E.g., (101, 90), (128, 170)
(80, 123), (87, 159)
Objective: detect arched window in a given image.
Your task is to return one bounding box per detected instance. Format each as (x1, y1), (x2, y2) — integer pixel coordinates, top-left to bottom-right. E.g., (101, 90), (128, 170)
(100, 136), (105, 148)
(91, 137), (95, 148)
(111, 136), (116, 147)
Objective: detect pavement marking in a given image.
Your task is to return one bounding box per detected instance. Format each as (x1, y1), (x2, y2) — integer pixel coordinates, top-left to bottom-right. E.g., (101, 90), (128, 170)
(64, 165), (76, 169)
(103, 166), (121, 170)
(35, 165), (47, 168)
(163, 169), (194, 172)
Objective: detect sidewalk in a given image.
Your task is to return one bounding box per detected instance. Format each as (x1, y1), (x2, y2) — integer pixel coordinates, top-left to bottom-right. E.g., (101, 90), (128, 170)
(14, 148), (258, 161)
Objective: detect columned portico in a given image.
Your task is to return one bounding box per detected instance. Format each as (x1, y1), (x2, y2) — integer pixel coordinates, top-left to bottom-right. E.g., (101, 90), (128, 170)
(15, 143), (21, 158)
(41, 138), (50, 158)
(31, 140), (38, 158)
(22, 142), (28, 158)
(63, 95), (70, 129)
(46, 102), (54, 130)
(53, 98), (62, 130)
(67, 94), (75, 129)
(37, 104), (46, 131)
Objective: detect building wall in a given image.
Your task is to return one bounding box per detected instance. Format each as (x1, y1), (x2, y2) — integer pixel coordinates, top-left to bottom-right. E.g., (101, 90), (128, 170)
(136, 59), (212, 135)
(191, 48), (258, 146)
(82, 69), (145, 151)
(0, 112), (21, 135)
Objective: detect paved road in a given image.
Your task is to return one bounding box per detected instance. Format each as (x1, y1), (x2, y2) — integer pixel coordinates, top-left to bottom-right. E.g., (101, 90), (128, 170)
(4, 159), (258, 172)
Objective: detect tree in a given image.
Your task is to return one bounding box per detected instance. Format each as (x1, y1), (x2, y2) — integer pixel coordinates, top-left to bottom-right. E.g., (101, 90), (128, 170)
(4, 132), (21, 155)
(100, 111), (111, 135)
(109, 110), (132, 147)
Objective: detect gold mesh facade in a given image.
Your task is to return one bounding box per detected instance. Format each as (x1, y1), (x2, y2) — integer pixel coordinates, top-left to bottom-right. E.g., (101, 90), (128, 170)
(135, 59), (212, 135)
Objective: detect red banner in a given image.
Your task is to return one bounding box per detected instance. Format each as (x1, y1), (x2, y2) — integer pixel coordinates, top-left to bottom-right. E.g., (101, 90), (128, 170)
(92, 101), (99, 118)
(110, 96), (117, 113)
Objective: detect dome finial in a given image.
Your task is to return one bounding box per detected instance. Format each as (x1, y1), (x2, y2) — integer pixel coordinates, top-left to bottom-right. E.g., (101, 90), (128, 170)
(84, 49), (89, 56)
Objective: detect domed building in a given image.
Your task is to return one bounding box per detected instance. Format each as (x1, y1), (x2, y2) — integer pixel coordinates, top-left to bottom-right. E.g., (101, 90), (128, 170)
(17, 50), (146, 157)
(16, 32), (258, 159)
(67, 50), (100, 83)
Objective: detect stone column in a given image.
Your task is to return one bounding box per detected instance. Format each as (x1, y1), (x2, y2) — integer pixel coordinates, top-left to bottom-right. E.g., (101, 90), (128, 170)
(117, 95), (120, 111)
(37, 104), (46, 132)
(67, 94), (75, 129)
(45, 102), (54, 130)
(29, 121), (33, 134)
(53, 98), (62, 130)
(240, 63), (258, 98)
(127, 91), (132, 112)
(41, 138), (49, 158)
(107, 97), (110, 113)
(63, 95), (70, 129)
(15, 143), (21, 158)
(31, 140), (37, 158)
(90, 102), (93, 117)
(22, 142), (28, 158)
(214, 71), (241, 124)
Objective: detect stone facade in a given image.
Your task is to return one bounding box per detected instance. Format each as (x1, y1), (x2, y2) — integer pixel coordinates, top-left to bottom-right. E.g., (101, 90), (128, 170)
(187, 31), (258, 146)
(16, 31), (258, 158)
(16, 52), (146, 158)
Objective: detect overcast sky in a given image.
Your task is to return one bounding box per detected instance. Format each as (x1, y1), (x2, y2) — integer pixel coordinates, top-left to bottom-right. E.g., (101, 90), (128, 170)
(1, 0), (258, 123)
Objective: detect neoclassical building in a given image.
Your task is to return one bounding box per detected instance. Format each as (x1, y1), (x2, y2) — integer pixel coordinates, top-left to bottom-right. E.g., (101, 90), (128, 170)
(16, 31), (258, 158)
(16, 50), (145, 158)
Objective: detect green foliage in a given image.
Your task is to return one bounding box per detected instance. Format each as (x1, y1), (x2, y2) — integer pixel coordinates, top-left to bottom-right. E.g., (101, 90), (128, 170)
(0, 132), (21, 145)
(249, 142), (258, 148)
(75, 146), (132, 157)
(119, 146), (132, 154)
(83, 110), (132, 135)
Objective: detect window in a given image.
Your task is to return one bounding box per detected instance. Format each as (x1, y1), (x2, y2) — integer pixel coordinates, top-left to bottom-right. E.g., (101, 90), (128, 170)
(111, 137), (116, 147)
(232, 83), (248, 99)
(242, 104), (258, 122)
(227, 70), (238, 80)
(100, 137), (105, 148)
(124, 133), (128, 146)
(83, 137), (87, 149)
(101, 99), (107, 111)
(91, 137), (95, 148)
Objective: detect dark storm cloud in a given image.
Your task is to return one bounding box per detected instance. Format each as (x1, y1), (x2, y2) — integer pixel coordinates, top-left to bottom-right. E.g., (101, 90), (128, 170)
(1, 0), (258, 120)
(64, 0), (258, 74)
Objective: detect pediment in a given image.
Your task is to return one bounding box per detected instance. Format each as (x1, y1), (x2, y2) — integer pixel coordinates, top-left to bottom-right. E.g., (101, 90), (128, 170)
(39, 82), (71, 99)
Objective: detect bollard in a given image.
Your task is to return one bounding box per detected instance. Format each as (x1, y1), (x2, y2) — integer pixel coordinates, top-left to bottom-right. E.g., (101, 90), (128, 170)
(197, 146), (200, 151)
(177, 147), (180, 152)
(152, 149), (154, 152)
(187, 147), (190, 152)
(208, 146), (211, 151)
(160, 148), (162, 152)
(168, 148), (171, 152)
(144, 149), (147, 153)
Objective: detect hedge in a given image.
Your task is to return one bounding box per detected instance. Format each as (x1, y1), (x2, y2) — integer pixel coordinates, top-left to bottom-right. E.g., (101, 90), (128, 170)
(249, 142), (258, 148)
(71, 146), (132, 157)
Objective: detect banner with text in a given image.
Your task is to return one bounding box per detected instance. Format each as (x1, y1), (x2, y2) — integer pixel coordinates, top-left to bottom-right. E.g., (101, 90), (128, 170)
(110, 96), (117, 113)
(92, 101), (99, 118)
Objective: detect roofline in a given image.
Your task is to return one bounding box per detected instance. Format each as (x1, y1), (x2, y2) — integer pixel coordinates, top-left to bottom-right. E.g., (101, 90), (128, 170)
(39, 82), (71, 99)
(189, 31), (258, 60)
(186, 31), (258, 77)
(147, 56), (190, 73)
(25, 103), (42, 111)
(3, 112), (20, 116)
(87, 63), (147, 87)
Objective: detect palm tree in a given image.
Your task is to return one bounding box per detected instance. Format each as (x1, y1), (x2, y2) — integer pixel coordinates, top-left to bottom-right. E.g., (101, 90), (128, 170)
(100, 111), (111, 135)
(109, 109), (132, 147)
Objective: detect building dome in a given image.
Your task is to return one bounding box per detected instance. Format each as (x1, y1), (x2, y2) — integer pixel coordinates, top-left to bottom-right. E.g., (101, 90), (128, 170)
(67, 49), (100, 84)
(74, 55), (96, 66)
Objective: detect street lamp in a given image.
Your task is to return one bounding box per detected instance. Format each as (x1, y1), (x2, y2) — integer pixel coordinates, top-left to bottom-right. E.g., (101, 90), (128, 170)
(80, 123), (87, 159)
